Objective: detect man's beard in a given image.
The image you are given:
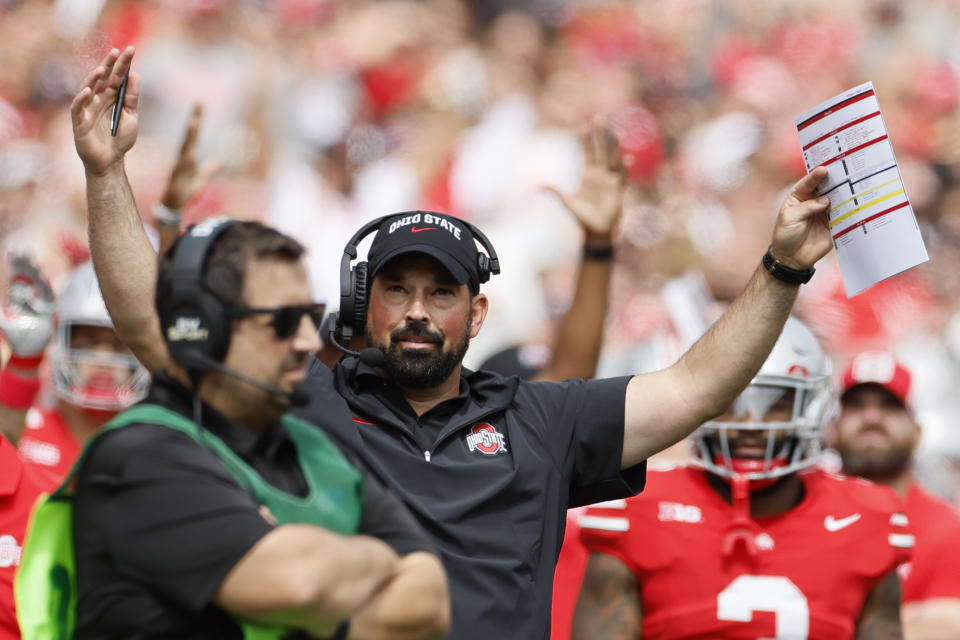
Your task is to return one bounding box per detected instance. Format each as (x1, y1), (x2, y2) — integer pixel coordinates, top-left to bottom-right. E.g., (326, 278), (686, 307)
(837, 441), (912, 480)
(378, 321), (470, 389)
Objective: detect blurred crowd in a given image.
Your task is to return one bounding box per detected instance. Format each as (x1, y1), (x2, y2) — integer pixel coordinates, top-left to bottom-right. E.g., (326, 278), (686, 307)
(5, 0), (960, 500)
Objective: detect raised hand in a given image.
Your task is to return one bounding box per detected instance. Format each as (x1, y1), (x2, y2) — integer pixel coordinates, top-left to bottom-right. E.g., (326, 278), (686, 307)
(71, 46), (140, 176)
(0, 255), (55, 359)
(161, 104), (223, 210)
(770, 166), (832, 269)
(547, 123), (629, 241)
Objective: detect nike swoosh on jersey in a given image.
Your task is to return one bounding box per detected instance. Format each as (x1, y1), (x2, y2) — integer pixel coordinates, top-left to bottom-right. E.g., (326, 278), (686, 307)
(410, 226), (438, 233)
(824, 513), (861, 531)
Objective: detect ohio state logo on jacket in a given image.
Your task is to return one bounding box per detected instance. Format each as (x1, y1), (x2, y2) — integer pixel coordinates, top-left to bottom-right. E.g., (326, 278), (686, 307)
(466, 423), (508, 455)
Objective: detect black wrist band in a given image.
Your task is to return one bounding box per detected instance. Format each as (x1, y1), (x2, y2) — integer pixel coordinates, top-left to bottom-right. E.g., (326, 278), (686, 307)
(761, 246), (815, 285)
(582, 244), (614, 261)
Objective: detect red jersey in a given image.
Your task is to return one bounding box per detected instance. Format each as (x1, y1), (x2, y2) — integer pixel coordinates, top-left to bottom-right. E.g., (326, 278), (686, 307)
(16, 408), (79, 481)
(551, 507), (588, 640)
(899, 482), (960, 603)
(572, 466), (912, 640)
(0, 436), (58, 640)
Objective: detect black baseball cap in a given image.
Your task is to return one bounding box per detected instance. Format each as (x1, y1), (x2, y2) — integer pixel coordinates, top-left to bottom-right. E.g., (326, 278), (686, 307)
(367, 211), (482, 293)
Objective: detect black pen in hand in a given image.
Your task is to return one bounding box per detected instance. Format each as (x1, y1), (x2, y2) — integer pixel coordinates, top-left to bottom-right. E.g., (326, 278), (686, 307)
(111, 69), (129, 137)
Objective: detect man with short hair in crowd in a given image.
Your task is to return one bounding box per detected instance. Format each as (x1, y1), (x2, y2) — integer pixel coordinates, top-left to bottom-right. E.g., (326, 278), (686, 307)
(830, 350), (960, 639)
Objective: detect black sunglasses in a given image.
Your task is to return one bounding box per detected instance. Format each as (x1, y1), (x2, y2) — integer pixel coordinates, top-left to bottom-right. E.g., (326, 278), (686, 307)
(225, 303), (326, 340)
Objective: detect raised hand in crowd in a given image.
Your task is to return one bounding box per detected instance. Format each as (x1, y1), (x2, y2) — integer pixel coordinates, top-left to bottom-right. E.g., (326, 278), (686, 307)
(546, 123), (628, 245)
(155, 103), (223, 255)
(0, 255), (55, 444)
(533, 123), (628, 382)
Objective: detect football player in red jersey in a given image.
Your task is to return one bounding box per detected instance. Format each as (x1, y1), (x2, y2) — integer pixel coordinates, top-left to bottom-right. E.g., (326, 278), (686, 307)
(0, 258), (149, 479)
(0, 434), (58, 640)
(559, 318), (911, 639)
(830, 351), (960, 639)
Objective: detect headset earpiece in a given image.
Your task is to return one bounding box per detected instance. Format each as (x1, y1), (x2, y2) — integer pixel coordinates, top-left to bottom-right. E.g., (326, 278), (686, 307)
(351, 261), (369, 337)
(465, 220), (499, 286)
(336, 212), (500, 340)
(477, 253), (490, 284)
(163, 217), (238, 371)
(337, 259), (369, 342)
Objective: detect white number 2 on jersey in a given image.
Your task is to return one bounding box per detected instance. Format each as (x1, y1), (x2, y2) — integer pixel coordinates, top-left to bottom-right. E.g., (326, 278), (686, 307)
(717, 575), (809, 639)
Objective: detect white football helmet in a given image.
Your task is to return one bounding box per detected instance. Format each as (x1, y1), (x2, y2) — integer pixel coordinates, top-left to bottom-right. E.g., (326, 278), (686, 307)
(690, 317), (834, 484)
(52, 262), (149, 411)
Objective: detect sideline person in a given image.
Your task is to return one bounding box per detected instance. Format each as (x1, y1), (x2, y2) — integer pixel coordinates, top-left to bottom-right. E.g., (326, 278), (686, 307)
(830, 350), (960, 639)
(16, 218), (450, 639)
(81, 47), (834, 639)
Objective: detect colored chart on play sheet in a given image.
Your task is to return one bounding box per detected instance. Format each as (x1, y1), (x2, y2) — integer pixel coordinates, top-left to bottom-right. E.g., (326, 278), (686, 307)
(795, 81), (928, 297)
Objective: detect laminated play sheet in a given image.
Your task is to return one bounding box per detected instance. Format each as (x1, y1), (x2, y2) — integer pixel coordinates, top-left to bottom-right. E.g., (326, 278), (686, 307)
(795, 81), (928, 297)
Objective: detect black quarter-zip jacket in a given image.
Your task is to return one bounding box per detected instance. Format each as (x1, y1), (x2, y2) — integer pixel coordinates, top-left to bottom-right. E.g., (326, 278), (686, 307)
(295, 357), (646, 640)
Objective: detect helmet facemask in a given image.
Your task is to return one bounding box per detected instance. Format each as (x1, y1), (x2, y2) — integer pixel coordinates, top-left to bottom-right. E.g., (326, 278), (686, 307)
(689, 317), (834, 490)
(52, 321), (150, 412)
(51, 262), (148, 413)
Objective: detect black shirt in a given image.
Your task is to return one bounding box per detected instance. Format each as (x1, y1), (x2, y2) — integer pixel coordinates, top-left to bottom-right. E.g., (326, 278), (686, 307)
(73, 372), (435, 640)
(296, 358), (646, 640)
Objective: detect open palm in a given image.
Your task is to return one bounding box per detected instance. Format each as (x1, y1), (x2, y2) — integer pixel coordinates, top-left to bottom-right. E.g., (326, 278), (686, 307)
(548, 124), (628, 238)
(71, 47), (139, 175)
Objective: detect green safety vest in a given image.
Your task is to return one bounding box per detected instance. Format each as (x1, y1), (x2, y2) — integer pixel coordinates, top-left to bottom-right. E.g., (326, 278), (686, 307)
(15, 403), (365, 640)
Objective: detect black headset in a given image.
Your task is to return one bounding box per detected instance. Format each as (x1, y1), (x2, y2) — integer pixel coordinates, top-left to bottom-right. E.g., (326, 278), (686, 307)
(335, 211), (500, 343)
(162, 217), (239, 372)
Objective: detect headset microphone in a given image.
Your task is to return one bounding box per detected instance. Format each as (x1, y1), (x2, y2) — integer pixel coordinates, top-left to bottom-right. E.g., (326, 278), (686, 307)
(327, 313), (385, 367)
(191, 351), (313, 407)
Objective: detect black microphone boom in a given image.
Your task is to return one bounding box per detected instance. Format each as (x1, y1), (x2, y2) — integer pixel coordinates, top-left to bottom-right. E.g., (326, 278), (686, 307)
(327, 317), (385, 367)
(189, 352), (312, 407)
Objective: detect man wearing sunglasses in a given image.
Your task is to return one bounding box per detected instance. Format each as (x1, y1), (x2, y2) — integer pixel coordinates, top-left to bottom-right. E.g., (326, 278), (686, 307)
(17, 51), (451, 640)
(77, 48), (835, 640)
(20, 216), (450, 640)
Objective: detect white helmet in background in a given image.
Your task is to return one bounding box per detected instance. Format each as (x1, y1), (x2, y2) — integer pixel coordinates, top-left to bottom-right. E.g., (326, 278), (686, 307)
(690, 317), (834, 485)
(52, 261), (149, 411)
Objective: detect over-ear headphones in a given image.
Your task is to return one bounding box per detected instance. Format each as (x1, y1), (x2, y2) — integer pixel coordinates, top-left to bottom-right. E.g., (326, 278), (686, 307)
(162, 216), (239, 371)
(335, 211), (500, 343)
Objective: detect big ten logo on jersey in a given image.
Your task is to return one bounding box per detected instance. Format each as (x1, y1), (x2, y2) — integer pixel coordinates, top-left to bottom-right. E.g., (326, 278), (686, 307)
(465, 423), (508, 456)
(657, 501), (702, 523)
(388, 212), (462, 239)
(0, 534), (22, 568)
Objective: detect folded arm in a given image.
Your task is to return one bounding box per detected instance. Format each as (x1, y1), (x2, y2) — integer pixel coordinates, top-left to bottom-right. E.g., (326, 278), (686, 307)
(214, 524), (401, 637)
(347, 551), (450, 640)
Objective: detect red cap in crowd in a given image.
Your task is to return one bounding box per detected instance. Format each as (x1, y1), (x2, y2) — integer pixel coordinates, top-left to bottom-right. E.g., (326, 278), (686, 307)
(840, 350), (912, 407)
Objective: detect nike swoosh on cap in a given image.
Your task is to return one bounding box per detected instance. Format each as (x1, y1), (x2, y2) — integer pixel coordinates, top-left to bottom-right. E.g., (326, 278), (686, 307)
(410, 227), (438, 233)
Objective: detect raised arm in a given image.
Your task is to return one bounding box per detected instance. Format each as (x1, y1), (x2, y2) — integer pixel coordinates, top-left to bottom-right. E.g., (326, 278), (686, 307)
(0, 256), (54, 443)
(619, 166), (832, 468)
(155, 103), (223, 256)
(71, 46), (168, 373)
(537, 125), (625, 382)
(570, 552), (641, 640)
(855, 570), (903, 639)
